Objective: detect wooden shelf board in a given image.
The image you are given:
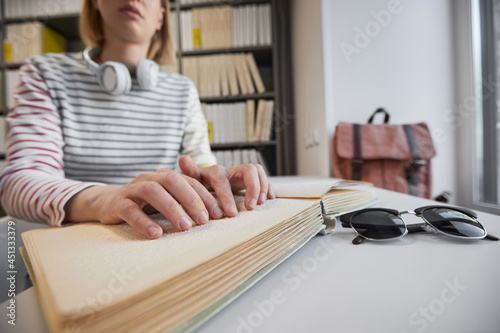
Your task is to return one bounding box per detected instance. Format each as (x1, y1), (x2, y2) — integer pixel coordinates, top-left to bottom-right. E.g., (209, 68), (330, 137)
(210, 141), (276, 149)
(200, 92), (274, 103)
(180, 45), (272, 57)
(180, 0), (270, 10)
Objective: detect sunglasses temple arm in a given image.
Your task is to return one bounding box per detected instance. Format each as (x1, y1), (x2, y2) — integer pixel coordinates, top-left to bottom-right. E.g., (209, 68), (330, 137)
(485, 234), (499, 241)
(338, 221), (365, 244)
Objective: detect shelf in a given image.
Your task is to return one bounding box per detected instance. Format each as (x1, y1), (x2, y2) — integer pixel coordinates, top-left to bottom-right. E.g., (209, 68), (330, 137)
(200, 92), (274, 103)
(210, 141), (276, 149)
(180, 45), (272, 57)
(1, 63), (22, 70)
(5, 14), (81, 40)
(4, 12), (79, 24)
(180, 0), (270, 10)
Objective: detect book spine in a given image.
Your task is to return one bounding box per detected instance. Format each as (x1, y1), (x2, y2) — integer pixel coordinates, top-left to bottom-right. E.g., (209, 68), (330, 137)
(262, 100), (274, 141)
(0, 115), (7, 155)
(245, 53), (266, 93)
(242, 149), (250, 165)
(253, 99), (266, 142)
(245, 99), (255, 142)
(213, 148), (269, 174)
(181, 10), (194, 51)
(192, 8), (202, 49)
(5, 69), (20, 109)
(239, 102), (247, 143)
(234, 54), (249, 95)
(227, 55), (240, 96)
(238, 54), (254, 95)
(233, 147), (241, 166)
(265, 4), (272, 44)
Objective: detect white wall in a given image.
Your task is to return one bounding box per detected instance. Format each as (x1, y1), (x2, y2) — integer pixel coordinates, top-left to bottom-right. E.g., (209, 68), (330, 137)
(291, 0), (457, 199)
(290, 0), (330, 176)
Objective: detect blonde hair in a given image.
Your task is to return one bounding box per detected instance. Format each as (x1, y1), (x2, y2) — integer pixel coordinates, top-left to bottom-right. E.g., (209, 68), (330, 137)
(79, 0), (173, 65)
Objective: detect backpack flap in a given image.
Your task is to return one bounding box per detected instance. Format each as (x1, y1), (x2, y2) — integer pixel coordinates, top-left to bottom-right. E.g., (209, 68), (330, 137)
(335, 122), (436, 161)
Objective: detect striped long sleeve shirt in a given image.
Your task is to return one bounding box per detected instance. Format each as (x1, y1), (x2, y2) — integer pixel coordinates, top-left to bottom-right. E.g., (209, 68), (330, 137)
(0, 52), (216, 226)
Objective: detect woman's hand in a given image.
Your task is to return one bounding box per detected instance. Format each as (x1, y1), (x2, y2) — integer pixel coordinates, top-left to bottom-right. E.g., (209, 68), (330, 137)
(65, 168), (224, 239)
(179, 155), (275, 217)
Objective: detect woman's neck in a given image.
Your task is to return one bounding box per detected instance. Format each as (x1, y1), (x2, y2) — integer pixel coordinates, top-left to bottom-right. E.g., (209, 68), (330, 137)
(98, 41), (149, 72)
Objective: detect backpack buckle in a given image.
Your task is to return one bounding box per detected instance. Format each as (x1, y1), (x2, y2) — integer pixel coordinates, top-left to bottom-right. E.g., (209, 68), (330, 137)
(405, 159), (427, 179)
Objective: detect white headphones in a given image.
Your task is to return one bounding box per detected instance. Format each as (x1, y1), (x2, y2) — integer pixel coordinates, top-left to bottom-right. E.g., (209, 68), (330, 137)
(83, 47), (159, 96)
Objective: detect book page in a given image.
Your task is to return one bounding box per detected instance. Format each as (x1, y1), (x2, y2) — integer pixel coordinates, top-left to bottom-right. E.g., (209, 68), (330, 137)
(22, 197), (319, 318)
(270, 176), (373, 198)
(271, 176), (342, 198)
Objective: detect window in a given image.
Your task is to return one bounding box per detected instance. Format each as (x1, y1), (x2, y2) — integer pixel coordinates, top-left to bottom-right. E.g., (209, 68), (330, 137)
(470, 0), (500, 213)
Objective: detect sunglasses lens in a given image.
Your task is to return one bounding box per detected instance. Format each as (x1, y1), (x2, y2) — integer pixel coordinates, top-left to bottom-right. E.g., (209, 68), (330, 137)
(351, 211), (406, 240)
(421, 208), (486, 238)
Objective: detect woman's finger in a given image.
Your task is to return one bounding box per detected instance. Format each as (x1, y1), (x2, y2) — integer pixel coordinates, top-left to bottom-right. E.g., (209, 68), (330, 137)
(238, 164), (261, 210)
(204, 165), (238, 217)
(182, 175), (224, 219)
(254, 164), (270, 204)
(153, 172), (209, 226)
(267, 183), (276, 199)
(178, 155), (203, 183)
(134, 180), (198, 230)
(224, 164), (260, 210)
(115, 198), (163, 239)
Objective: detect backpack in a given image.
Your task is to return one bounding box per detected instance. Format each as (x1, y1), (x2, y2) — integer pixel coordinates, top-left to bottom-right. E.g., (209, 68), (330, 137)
(331, 108), (436, 199)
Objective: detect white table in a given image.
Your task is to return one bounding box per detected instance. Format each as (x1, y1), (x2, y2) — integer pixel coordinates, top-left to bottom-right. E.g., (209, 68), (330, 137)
(1, 187), (499, 333)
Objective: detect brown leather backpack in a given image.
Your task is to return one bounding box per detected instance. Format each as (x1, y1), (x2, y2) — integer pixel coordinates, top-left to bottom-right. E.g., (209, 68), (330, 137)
(331, 108), (436, 198)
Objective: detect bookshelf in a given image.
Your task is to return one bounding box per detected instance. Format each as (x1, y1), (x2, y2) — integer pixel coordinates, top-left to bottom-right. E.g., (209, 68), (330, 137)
(0, 3), (83, 162)
(0, 0), (295, 175)
(174, 0), (295, 175)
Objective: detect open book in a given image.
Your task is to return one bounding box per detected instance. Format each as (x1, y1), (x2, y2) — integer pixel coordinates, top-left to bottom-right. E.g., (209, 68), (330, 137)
(271, 176), (376, 215)
(21, 179), (376, 332)
(271, 177), (377, 233)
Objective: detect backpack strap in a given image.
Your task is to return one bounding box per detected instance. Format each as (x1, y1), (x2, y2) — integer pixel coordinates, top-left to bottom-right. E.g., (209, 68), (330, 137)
(403, 124), (427, 196)
(352, 124), (363, 180)
(368, 108), (390, 124)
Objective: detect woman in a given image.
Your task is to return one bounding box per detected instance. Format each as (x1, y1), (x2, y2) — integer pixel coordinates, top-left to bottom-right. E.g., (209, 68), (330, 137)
(0, 0), (274, 239)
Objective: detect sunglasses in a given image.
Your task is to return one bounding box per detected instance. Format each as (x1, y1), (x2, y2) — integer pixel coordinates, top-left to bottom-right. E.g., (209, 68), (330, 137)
(339, 205), (499, 245)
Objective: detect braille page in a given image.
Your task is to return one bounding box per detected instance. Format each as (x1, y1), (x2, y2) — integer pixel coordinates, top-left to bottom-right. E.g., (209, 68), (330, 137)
(271, 177), (373, 198)
(322, 188), (378, 215)
(271, 178), (340, 198)
(65, 203), (323, 333)
(22, 197), (319, 320)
